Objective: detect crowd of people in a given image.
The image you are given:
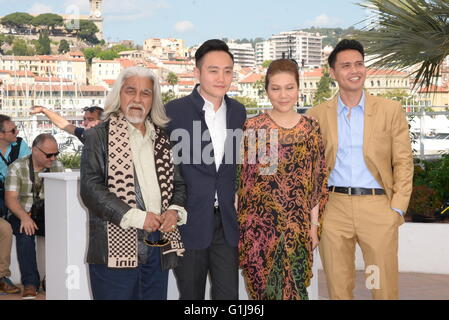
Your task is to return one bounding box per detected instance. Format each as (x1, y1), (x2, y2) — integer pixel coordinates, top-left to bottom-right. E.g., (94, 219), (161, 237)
(0, 38), (413, 300)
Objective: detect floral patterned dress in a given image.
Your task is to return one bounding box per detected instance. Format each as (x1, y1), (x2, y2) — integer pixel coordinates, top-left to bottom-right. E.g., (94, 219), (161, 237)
(238, 113), (328, 300)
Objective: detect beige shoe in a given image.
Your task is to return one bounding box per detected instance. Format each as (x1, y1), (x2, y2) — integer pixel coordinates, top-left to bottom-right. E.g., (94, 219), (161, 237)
(22, 285), (38, 300)
(0, 277), (21, 294)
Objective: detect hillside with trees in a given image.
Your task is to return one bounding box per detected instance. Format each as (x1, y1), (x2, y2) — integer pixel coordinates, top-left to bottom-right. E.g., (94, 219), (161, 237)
(0, 12), (101, 45)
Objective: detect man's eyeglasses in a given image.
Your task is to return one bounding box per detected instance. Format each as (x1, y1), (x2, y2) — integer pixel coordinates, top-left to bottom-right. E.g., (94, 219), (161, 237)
(36, 146), (60, 159)
(1, 127), (18, 135)
(144, 238), (169, 247)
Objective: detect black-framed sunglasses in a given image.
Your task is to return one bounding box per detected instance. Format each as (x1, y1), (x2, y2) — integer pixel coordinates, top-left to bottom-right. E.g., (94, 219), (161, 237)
(144, 238), (169, 247)
(83, 106), (103, 113)
(2, 127), (18, 134)
(36, 146), (60, 159)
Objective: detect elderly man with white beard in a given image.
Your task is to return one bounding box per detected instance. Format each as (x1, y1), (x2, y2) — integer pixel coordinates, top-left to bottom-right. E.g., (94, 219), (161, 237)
(80, 67), (187, 300)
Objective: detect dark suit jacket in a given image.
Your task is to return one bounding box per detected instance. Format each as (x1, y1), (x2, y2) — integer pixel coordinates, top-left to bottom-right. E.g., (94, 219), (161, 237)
(165, 85), (246, 249)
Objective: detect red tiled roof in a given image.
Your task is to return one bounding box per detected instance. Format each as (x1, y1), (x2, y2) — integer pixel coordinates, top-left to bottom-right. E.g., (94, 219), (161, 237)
(239, 73), (264, 84)
(304, 69), (324, 78)
(103, 79), (116, 85)
(34, 76), (71, 82)
(4, 84), (106, 92)
(162, 61), (193, 65)
(11, 70), (35, 77)
(68, 51), (84, 57)
(367, 68), (408, 76)
(178, 80), (195, 86)
(418, 85), (449, 93)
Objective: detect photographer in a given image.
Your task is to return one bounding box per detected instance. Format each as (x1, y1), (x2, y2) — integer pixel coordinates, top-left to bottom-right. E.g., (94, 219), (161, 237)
(0, 114), (30, 295)
(30, 106), (103, 144)
(5, 134), (64, 299)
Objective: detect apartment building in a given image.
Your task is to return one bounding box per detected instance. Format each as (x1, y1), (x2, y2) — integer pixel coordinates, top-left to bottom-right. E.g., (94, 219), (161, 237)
(0, 55), (87, 84)
(255, 41), (275, 66)
(143, 38), (188, 59)
(256, 31), (324, 67)
(0, 84), (107, 118)
(227, 42), (256, 68)
(91, 58), (122, 85)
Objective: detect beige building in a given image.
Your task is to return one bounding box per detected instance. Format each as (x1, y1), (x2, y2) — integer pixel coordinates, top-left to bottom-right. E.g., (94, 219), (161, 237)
(160, 60), (194, 74)
(237, 73), (265, 101)
(416, 85), (449, 106)
(299, 68), (411, 105)
(91, 58), (122, 85)
(0, 83), (107, 118)
(144, 38), (187, 59)
(0, 55), (87, 84)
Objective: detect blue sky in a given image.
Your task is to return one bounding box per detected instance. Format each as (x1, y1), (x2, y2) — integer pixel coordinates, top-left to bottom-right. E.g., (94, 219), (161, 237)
(0, 0), (369, 46)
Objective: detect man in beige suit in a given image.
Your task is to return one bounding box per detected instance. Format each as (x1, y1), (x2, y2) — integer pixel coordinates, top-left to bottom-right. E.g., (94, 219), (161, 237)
(308, 39), (413, 300)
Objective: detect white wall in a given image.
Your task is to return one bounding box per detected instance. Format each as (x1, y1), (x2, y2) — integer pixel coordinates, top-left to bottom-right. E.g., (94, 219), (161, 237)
(314, 223), (449, 275)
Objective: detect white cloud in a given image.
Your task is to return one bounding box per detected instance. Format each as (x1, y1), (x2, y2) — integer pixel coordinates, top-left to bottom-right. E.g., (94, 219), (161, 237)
(306, 14), (343, 27)
(28, 3), (54, 15)
(174, 20), (194, 33)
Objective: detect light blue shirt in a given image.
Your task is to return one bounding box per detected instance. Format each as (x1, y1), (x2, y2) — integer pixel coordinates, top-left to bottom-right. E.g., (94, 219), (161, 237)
(329, 92), (382, 189)
(328, 93), (403, 216)
(0, 139), (31, 182)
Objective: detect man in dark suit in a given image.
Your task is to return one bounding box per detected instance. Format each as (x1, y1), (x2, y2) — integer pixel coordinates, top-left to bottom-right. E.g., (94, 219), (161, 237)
(165, 39), (246, 300)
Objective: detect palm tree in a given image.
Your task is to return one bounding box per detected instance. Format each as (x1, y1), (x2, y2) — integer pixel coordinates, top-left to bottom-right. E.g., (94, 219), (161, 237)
(166, 72), (179, 93)
(353, 0), (449, 90)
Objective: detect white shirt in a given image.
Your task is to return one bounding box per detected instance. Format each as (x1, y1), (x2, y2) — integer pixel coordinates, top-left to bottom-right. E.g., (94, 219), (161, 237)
(199, 86), (227, 171)
(198, 86), (227, 206)
(120, 119), (187, 229)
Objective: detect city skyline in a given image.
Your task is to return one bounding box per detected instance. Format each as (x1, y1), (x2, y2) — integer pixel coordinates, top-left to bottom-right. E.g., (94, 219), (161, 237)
(0, 0), (369, 47)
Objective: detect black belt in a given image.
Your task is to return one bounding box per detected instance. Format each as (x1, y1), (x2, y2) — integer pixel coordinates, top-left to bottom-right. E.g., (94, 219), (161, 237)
(328, 186), (385, 196)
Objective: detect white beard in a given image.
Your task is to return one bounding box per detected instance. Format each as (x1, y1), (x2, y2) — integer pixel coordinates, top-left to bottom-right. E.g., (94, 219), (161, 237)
(124, 103), (146, 124)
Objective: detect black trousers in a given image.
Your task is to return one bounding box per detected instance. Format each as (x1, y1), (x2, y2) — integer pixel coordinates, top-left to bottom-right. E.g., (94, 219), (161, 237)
(174, 207), (239, 300)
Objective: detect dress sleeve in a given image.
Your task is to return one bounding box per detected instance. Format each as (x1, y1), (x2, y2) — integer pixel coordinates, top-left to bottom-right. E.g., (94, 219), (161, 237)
(310, 120), (329, 239)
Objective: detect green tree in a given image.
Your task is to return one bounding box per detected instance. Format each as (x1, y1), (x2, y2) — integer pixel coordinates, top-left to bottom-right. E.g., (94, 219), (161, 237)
(378, 89), (410, 105)
(0, 12), (33, 29)
(76, 20), (100, 45)
(313, 68), (334, 105)
(162, 91), (177, 104)
(166, 72), (179, 92)
(12, 39), (34, 56)
(58, 39), (70, 54)
(97, 50), (119, 60)
(353, 0), (449, 90)
(234, 96), (259, 115)
(82, 47), (102, 64)
(110, 44), (133, 53)
(32, 13), (63, 33)
(5, 35), (14, 45)
(0, 35), (5, 54)
(262, 60), (273, 68)
(253, 77), (266, 100)
(35, 30), (51, 55)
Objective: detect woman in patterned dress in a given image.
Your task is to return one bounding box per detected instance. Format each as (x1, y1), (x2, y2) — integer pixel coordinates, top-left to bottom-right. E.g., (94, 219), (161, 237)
(238, 59), (329, 300)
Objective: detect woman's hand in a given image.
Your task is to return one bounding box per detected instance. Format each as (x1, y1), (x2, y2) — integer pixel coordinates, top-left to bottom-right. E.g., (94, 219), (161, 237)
(309, 225), (319, 250)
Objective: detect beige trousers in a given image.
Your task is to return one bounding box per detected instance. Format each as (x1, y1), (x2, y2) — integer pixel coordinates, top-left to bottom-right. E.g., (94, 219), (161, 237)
(0, 217), (13, 278)
(319, 192), (404, 300)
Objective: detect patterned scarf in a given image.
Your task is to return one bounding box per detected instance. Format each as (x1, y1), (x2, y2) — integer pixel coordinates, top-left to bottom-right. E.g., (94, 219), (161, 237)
(107, 112), (184, 269)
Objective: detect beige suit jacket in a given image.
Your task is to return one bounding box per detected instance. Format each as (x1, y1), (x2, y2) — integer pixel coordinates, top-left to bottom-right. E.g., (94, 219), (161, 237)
(307, 93), (414, 212)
